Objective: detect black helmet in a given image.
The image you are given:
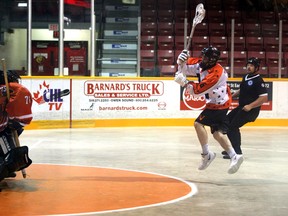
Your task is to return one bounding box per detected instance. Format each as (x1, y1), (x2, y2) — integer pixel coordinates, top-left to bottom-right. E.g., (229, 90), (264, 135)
(199, 46), (221, 70)
(0, 70), (21, 85)
(247, 57), (260, 71)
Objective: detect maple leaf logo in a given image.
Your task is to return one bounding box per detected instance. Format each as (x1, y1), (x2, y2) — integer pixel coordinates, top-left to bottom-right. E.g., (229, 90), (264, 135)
(33, 81), (50, 105)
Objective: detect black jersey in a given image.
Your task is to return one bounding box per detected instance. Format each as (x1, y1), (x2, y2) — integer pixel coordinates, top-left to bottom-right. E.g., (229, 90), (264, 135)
(238, 73), (268, 108)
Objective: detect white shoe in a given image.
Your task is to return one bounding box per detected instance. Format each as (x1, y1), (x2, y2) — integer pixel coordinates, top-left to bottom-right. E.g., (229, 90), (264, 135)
(198, 151), (216, 170)
(228, 154), (244, 174)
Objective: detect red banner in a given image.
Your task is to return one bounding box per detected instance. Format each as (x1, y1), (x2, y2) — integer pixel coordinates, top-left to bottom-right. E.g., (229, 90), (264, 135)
(64, 0), (90, 8)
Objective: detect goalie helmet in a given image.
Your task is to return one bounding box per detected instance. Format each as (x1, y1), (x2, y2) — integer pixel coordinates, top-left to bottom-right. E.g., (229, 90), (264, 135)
(247, 57), (260, 71)
(0, 70), (21, 85)
(199, 46), (221, 70)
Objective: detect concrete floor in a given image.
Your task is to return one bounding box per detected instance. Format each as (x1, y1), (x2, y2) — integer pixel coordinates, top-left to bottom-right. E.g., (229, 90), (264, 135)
(14, 126), (288, 215)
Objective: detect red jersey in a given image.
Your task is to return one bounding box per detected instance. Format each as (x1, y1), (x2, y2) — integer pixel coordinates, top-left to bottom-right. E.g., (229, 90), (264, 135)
(0, 83), (33, 132)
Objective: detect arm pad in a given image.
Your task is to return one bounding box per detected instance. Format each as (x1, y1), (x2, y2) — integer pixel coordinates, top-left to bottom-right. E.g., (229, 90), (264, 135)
(174, 72), (188, 87)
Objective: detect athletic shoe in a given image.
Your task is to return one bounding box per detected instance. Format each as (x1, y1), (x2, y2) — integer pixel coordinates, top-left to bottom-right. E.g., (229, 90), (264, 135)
(228, 154), (244, 174)
(198, 151), (216, 170)
(223, 155), (230, 159)
(221, 151), (228, 155)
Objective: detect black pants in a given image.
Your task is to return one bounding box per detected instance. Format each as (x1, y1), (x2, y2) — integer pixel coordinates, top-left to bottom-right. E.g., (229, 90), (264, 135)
(227, 106), (260, 154)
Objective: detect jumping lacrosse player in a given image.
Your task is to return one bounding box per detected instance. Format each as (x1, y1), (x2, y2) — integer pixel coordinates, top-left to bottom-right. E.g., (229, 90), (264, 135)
(174, 46), (243, 174)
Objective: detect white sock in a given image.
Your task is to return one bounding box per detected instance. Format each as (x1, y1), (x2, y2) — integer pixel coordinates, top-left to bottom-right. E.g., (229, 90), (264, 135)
(201, 144), (209, 155)
(227, 148), (236, 159)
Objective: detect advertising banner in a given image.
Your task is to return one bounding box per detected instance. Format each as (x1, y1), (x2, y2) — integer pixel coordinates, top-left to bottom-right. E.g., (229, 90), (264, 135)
(71, 79), (183, 119)
(22, 79), (71, 120)
(20, 78), (287, 124)
(180, 81), (273, 111)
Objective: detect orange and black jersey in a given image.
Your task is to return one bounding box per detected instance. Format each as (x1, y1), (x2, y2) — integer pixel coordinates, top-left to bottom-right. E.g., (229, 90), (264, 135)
(178, 57), (231, 110)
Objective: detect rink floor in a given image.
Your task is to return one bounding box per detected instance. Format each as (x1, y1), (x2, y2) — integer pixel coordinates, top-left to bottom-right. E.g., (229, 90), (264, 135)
(1, 126), (288, 216)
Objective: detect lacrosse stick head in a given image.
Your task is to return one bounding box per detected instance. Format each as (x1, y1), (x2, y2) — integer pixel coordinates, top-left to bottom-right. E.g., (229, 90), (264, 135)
(193, 3), (206, 26)
(185, 3), (206, 50)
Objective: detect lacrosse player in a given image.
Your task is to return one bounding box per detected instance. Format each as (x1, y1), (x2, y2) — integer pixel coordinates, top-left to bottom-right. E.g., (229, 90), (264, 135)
(0, 70), (32, 181)
(222, 57), (268, 159)
(174, 46), (243, 174)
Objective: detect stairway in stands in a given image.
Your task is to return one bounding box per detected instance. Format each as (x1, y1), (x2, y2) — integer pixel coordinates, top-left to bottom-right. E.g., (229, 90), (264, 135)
(96, 0), (139, 77)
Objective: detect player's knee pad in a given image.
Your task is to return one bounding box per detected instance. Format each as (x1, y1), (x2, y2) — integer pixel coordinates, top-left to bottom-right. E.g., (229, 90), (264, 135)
(5, 146), (32, 173)
(0, 128), (17, 157)
(0, 159), (9, 181)
(0, 146), (32, 181)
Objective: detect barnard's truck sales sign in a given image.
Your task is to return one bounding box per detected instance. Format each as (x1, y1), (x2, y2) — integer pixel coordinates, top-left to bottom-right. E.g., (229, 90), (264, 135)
(84, 81), (164, 98)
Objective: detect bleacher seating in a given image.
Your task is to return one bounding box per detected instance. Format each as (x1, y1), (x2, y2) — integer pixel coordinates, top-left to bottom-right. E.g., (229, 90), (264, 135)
(206, 0), (222, 10)
(174, 10), (190, 23)
(261, 23), (279, 37)
(233, 51), (247, 67)
(284, 51), (288, 66)
(245, 36), (264, 51)
(141, 22), (157, 36)
(192, 50), (203, 57)
(141, 0), (156, 10)
(209, 23), (226, 36)
(173, 0), (186, 10)
(218, 51), (229, 66)
(141, 10), (157, 22)
(174, 22), (191, 36)
(157, 0), (173, 10)
(243, 23), (261, 36)
(174, 36), (189, 50)
(283, 23), (288, 37)
(159, 65), (177, 76)
(259, 66), (269, 77)
(228, 36), (245, 51)
(157, 22), (174, 35)
(193, 22), (209, 36)
(210, 36), (228, 51)
(141, 35), (156, 50)
(242, 11), (259, 23)
(265, 51), (282, 67)
(157, 10), (174, 22)
(207, 10), (225, 23)
(140, 50), (156, 69)
(157, 35), (174, 50)
(157, 50), (175, 65)
(226, 22), (244, 36)
(259, 11), (276, 24)
(191, 36), (210, 51)
(225, 10), (242, 23)
(263, 37), (279, 51)
(140, 0), (288, 78)
(222, 0), (240, 10)
(269, 67), (287, 78)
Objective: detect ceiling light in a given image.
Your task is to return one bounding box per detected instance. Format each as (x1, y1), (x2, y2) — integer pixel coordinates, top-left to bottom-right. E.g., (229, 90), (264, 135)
(18, 3), (27, 7)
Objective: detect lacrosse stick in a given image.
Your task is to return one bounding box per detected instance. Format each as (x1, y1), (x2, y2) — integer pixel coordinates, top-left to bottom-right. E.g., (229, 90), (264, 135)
(1, 58), (27, 178)
(185, 3), (206, 50)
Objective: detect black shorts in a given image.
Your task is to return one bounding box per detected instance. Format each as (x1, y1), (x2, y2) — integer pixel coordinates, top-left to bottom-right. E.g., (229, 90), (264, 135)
(228, 106), (260, 129)
(195, 108), (229, 134)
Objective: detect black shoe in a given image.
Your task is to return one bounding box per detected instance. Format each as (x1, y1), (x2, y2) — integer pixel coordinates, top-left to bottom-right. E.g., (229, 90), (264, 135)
(221, 151), (228, 155)
(223, 155), (230, 159)
(7, 172), (16, 178)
